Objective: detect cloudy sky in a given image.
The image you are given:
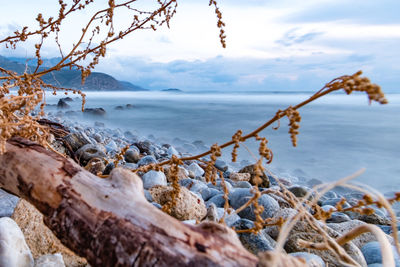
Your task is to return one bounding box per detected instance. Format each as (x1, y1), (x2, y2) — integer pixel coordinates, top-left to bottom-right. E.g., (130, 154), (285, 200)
(0, 0), (399, 92)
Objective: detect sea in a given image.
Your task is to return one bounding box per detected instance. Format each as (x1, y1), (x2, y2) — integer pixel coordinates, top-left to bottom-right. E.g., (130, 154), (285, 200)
(42, 90), (400, 194)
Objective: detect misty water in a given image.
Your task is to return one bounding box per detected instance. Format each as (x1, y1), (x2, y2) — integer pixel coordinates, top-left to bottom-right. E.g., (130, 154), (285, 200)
(43, 91), (400, 193)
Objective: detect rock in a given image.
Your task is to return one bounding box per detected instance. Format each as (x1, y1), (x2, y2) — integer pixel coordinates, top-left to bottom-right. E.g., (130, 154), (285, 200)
(234, 181), (252, 188)
(124, 147), (140, 163)
(126, 104), (134, 109)
(142, 171), (167, 190)
(321, 198), (351, 209)
(75, 144), (106, 166)
(11, 200), (87, 267)
(238, 164), (270, 188)
(205, 203), (219, 222)
(200, 187), (220, 201)
(326, 212), (351, 223)
(122, 163), (138, 170)
(215, 208), (241, 226)
(84, 157), (106, 175)
(63, 132), (91, 152)
(356, 213), (391, 225)
(165, 166), (189, 182)
(206, 194), (227, 208)
(232, 219), (275, 255)
(105, 140), (118, 153)
(0, 217), (34, 267)
(144, 190), (153, 202)
(0, 189), (19, 217)
(229, 173), (251, 182)
(149, 186), (207, 221)
(152, 202), (162, 209)
(114, 105), (124, 110)
(134, 141), (153, 155)
(263, 208), (366, 267)
(92, 133), (103, 143)
(57, 99), (70, 109)
(214, 159), (228, 172)
(361, 241), (400, 266)
(102, 162), (115, 175)
(327, 220), (394, 249)
(137, 155), (157, 167)
(187, 163), (204, 177)
(167, 146), (179, 157)
(289, 252), (325, 267)
(207, 180), (234, 193)
(61, 97), (73, 102)
(34, 253), (65, 267)
(229, 188), (279, 221)
(288, 186), (310, 198)
(83, 107), (106, 116)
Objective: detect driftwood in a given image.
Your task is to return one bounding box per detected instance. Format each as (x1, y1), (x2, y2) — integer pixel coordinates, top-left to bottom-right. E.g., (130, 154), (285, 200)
(0, 137), (259, 266)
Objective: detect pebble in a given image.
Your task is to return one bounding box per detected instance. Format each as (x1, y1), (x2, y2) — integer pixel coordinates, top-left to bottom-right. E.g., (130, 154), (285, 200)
(179, 179), (207, 193)
(229, 188), (280, 221)
(229, 173), (251, 182)
(105, 140), (118, 152)
(206, 194), (227, 208)
(63, 131), (91, 152)
(232, 219), (275, 255)
(0, 189), (19, 217)
(187, 163), (205, 177)
(234, 181), (253, 189)
(288, 185), (310, 198)
(75, 144), (106, 165)
(137, 155), (157, 167)
(326, 212), (351, 223)
(124, 147), (141, 163)
(167, 146), (179, 157)
(361, 241), (400, 266)
(289, 252), (325, 267)
(207, 180), (234, 193)
(0, 217), (34, 267)
(34, 253), (65, 267)
(238, 164), (270, 188)
(200, 187), (221, 201)
(142, 171), (167, 190)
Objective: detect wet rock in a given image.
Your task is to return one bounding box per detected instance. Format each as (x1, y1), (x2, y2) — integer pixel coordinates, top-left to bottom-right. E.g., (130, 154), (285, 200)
(0, 189), (19, 217)
(75, 143), (106, 166)
(57, 99), (70, 109)
(200, 187), (221, 201)
(229, 188), (279, 221)
(134, 141), (153, 155)
(326, 212), (351, 223)
(142, 171), (167, 190)
(34, 253), (65, 267)
(234, 181), (252, 188)
(124, 147), (140, 163)
(144, 190), (153, 202)
(63, 131), (91, 152)
(288, 185), (310, 198)
(165, 166), (189, 182)
(167, 146), (179, 157)
(229, 173), (251, 182)
(103, 162), (115, 175)
(105, 140), (118, 153)
(214, 159), (228, 172)
(238, 164), (270, 188)
(232, 219), (275, 255)
(114, 105), (124, 110)
(0, 217), (34, 267)
(187, 163), (204, 177)
(289, 252), (325, 267)
(137, 155), (157, 167)
(356, 213), (391, 225)
(149, 186), (207, 221)
(207, 180), (234, 193)
(11, 200), (87, 267)
(84, 157), (106, 175)
(83, 107), (106, 116)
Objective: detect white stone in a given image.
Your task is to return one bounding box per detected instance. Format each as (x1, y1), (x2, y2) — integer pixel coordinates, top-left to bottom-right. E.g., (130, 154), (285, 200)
(167, 146), (179, 157)
(34, 253), (65, 267)
(0, 217), (34, 267)
(142, 171), (167, 189)
(187, 163), (204, 177)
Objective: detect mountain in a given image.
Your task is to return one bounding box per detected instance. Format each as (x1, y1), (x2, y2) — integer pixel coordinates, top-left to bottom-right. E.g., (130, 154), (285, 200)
(0, 55), (148, 91)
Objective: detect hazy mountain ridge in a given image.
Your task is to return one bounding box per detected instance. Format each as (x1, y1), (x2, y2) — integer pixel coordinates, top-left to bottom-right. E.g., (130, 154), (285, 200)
(0, 55), (148, 91)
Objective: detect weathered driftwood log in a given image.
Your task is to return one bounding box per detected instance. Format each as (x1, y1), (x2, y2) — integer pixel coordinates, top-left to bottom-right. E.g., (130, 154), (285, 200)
(0, 137), (259, 266)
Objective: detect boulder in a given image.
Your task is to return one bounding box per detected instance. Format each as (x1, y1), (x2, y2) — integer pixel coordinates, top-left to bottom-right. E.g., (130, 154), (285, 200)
(0, 217), (34, 267)
(149, 186), (207, 221)
(83, 107), (106, 116)
(57, 99), (70, 109)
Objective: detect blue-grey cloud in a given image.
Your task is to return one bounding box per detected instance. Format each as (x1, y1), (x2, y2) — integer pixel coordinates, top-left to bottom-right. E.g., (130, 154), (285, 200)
(276, 28), (324, 46)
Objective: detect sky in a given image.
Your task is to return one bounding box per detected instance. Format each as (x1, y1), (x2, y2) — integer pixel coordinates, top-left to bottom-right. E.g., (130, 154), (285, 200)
(0, 0), (399, 92)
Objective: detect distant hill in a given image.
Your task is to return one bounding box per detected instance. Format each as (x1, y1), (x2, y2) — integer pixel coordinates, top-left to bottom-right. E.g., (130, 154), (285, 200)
(0, 55), (148, 91)
(161, 88), (183, 92)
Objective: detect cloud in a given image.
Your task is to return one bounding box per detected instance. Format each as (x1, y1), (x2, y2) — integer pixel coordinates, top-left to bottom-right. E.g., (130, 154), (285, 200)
(276, 28), (324, 46)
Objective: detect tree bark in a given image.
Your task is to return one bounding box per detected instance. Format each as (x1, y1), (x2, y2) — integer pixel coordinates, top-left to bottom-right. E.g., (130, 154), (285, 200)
(0, 137), (258, 266)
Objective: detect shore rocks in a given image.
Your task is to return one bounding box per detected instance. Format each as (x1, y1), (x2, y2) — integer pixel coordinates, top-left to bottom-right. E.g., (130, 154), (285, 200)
(142, 171), (167, 189)
(229, 172), (251, 182)
(149, 186), (207, 221)
(187, 163), (204, 177)
(124, 147), (141, 163)
(289, 252), (325, 267)
(34, 253), (65, 267)
(75, 144), (106, 165)
(0, 189), (19, 217)
(361, 241), (400, 266)
(137, 155), (157, 167)
(229, 188), (280, 221)
(57, 99), (70, 109)
(238, 164), (270, 188)
(83, 107), (106, 116)
(0, 217), (34, 267)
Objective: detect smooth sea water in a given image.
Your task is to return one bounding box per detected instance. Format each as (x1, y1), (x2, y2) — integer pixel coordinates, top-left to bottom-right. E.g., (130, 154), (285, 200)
(43, 91), (400, 193)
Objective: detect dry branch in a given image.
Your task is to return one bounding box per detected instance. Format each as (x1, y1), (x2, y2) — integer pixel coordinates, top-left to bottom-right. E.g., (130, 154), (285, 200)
(0, 137), (258, 266)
